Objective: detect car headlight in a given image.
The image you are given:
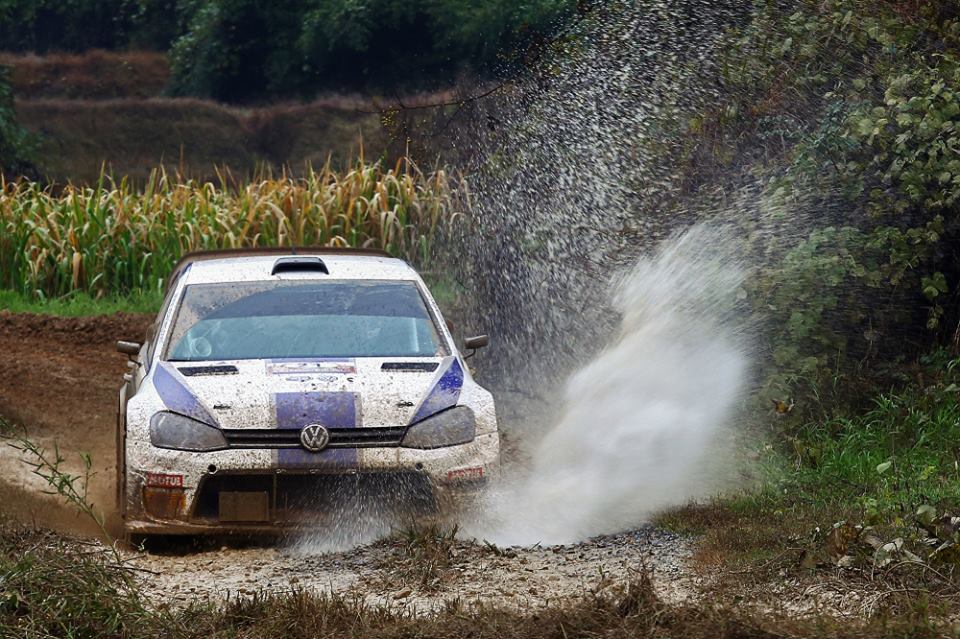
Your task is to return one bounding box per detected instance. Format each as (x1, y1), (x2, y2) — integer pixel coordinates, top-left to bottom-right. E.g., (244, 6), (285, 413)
(149, 411), (228, 452)
(401, 406), (476, 449)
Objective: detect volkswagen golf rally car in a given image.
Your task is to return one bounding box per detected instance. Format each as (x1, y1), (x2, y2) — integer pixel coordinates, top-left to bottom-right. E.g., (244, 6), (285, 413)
(115, 248), (499, 535)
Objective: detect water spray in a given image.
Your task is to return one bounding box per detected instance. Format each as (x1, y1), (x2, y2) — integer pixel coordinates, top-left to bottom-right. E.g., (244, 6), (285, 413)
(467, 225), (750, 545)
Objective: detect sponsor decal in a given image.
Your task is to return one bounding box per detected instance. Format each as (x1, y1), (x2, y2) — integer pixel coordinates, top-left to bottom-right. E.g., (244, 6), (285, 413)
(267, 358), (357, 375)
(447, 467), (484, 482)
(277, 374), (339, 384)
(145, 472), (184, 488)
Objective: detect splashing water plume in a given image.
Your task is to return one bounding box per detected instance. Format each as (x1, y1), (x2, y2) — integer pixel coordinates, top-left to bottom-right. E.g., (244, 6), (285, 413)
(467, 226), (749, 546)
(302, 0), (789, 550)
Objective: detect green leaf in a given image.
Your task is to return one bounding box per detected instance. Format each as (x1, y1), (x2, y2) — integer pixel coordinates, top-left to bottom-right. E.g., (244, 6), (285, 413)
(921, 272), (948, 300)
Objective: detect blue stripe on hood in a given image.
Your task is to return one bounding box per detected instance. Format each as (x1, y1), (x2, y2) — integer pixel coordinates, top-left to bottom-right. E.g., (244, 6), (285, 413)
(154, 362), (219, 426)
(409, 357), (464, 424)
(276, 391), (359, 469)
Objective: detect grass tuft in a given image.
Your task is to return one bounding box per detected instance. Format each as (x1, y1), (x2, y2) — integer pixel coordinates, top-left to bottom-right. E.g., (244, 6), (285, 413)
(373, 523), (461, 593)
(0, 288), (164, 315)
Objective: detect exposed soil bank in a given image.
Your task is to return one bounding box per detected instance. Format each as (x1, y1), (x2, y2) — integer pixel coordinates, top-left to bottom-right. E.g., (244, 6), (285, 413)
(0, 311), (152, 532)
(0, 310), (151, 436)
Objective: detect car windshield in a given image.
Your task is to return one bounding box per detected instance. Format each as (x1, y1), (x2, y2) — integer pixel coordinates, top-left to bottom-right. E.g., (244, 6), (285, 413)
(164, 280), (446, 361)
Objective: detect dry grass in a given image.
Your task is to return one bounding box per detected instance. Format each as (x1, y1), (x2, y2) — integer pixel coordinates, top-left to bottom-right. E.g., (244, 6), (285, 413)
(370, 524), (462, 593)
(657, 500), (845, 578)
(1, 524), (953, 639)
(0, 50), (170, 100)
(11, 97), (392, 183)
(0, 157), (467, 298)
(657, 498), (960, 618)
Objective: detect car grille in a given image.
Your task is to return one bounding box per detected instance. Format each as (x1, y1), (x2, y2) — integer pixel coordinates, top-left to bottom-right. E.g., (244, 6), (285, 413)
(221, 426), (407, 449)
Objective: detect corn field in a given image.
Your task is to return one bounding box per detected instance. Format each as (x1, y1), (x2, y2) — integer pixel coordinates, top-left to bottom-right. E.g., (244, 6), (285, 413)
(0, 158), (468, 298)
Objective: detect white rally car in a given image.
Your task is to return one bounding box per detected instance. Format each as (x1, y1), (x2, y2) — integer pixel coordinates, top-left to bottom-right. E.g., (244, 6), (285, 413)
(115, 248), (499, 536)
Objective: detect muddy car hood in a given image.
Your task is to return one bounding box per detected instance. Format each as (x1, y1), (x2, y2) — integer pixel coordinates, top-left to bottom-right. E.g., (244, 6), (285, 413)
(151, 356), (463, 429)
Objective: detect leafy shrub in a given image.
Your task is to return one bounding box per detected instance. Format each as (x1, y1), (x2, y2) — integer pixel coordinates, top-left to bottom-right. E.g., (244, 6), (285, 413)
(0, 66), (35, 178)
(696, 0), (960, 406)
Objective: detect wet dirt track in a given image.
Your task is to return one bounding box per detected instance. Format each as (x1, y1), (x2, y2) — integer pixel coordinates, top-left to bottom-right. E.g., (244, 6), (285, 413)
(131, 527), (697, 609)
(0, 311), (700, 606)
(0, 311), (151, 534)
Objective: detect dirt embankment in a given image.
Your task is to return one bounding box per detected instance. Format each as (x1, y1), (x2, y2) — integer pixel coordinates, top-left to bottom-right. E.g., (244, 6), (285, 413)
(0, 311), (151, 435)
(14, 98), (397, 184)
(1, 50), (390, 183)
(0, 50), (170, 100)
(1, 50), (459, 184)
(0, 311), (151, 532)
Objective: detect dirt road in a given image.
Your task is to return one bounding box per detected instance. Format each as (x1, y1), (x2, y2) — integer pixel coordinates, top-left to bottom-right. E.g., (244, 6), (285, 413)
(0, 311), (703, 606)
(130, 526), (697, 609)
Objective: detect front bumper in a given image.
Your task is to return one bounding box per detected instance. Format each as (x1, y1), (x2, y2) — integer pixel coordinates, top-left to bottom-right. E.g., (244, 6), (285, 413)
(123, 433), (499, 534)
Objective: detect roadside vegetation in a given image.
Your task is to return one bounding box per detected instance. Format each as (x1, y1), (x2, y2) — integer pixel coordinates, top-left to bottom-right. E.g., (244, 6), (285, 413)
(0, 158), (466, 301)
(640, 0), (960, 606)
(3, 0), (960, 633)
(0, 0), (577, 100)
(693, 0), (960, 404)
(1, 524), (955, 638)
(659, 350), (960, 611)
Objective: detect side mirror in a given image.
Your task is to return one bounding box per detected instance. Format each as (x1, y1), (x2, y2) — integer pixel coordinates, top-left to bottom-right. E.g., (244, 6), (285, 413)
(463, 335), (489, 359)
(117, 340), (142, 357)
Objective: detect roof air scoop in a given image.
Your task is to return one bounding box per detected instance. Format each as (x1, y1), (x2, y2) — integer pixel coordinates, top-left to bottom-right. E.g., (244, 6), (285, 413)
(271, 256), (329, 276)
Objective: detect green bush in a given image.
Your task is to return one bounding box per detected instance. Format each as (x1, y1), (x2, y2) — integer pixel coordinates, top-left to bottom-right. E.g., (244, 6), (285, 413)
(0, 65), (36, 178)
(765, 350), (960, 521)
(698, 0), (960, 407)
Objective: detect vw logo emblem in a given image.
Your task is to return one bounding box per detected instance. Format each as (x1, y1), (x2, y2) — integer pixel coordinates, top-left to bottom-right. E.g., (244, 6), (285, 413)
(300, 423), (330, 452)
